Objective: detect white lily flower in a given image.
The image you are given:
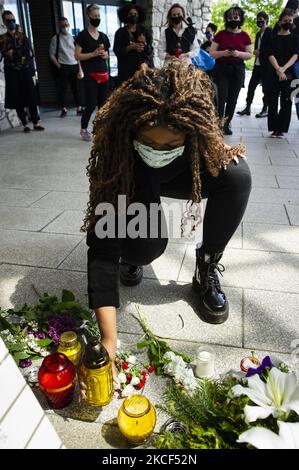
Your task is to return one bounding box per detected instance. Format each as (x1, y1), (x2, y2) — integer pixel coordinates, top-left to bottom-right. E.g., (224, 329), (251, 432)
(238, 421), (299, 449)
(232, 367), (299, 423)
(121, 384), (135, 398)
(127, 355), (136, 365)
(118, 373), (127, 384)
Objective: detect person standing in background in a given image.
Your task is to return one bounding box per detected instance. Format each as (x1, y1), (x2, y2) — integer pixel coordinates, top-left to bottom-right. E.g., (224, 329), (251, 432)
(49, 17), (83, 118)
(267, 9), (299, 138)
(284, 0), (299, 121)
(201, 22), (218, 53)
(113, 4), (153, 85)
(75, 4), (110, 142)
(237, 12), (272, 119)
(210, 5), (252, 135)
(158, 3), (200, 66)
(0, 10), (44, 133)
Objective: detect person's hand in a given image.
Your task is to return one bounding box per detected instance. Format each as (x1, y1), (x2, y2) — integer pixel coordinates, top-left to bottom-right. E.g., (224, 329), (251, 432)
(222, 49), (232, 57)
(91, 47), (102, 58)
(6, 49), (14, 58)
(277, 68), (287, 81)
(231, 49), (240, 58)
(129, 42), (144, 52)
(77, 70), (84, 80)
(165, 53), (173, 60)
(56, 62), (61, 70)
(99, 49), (108, 59)
(254, 49), (260, 58)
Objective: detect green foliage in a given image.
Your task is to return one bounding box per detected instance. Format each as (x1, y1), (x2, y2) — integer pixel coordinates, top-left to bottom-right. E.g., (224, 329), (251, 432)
(211, 0), (233, 32)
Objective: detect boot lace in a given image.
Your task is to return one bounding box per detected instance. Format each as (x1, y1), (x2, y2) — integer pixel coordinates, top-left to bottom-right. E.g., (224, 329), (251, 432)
(205, 262), (225, 289)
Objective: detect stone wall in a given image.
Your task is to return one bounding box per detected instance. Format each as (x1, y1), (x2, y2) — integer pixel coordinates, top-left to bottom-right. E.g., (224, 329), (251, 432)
(0, 0), (18, 132)
(137, 0), (212, 66)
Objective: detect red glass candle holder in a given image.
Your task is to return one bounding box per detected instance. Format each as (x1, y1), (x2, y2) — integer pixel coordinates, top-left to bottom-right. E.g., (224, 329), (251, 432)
(38, 352), (76, 409)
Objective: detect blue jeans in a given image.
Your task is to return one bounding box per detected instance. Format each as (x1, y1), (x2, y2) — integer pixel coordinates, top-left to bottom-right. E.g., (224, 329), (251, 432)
(294, 60), (299, 120)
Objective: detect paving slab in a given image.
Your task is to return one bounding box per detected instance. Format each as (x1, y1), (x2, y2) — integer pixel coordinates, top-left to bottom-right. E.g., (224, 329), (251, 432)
(0, 230), (83, 269)
(0, 189), (49, 207)
(243, 223), (299, 253)
(285, 204), (299, 225)
(0, 206), (62, 231)
(242, 203), (289, 225)
(41, 210), (85, 235)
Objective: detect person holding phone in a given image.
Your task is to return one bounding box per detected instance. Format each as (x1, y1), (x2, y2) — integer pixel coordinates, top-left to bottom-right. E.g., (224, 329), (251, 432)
(75, 4), (110, 141)
(210, 5), (252, 135)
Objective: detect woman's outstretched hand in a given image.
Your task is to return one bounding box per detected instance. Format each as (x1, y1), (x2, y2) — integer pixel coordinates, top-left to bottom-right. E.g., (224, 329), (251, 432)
(222, 143), (246, 170)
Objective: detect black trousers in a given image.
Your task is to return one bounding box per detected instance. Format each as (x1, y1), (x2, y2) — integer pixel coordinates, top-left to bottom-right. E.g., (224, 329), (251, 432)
(87, 159), (252, 309)
(246, 64), (268, 108)
(81, 75), (110, 129)
(16, 106), (39, 126)
(59, 64), (82, 109)
(267, 76), (293, 133)
(214, 62), (245, 124)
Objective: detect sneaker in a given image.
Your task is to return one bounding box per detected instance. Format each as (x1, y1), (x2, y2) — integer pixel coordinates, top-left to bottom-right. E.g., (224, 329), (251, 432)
(192, 249), (229, 324)
(23, 126), (31, 133)
(270, 131), (277, 138)
(120, 260), (143, 286)
(76, 108), (83, 116)
(80, 129), (92, 142)
(276, 132), (284, 139)
(33, 124), (45, 131)
(60, 108), (67, 118)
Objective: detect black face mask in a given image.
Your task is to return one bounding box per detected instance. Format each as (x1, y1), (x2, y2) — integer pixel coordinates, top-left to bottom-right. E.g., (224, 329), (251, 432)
(6, 19), (16, 31)
(90, 18), (100, 27)
(127, 15), (138, 25)
(281, 22), (292, 30)
(226, 20), (240, 29)
(257, 20), (265, 28)
(172, 16), (183, 25)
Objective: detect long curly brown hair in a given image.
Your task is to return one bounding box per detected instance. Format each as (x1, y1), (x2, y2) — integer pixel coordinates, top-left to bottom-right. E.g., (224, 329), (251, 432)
(81, 61), (244, 233)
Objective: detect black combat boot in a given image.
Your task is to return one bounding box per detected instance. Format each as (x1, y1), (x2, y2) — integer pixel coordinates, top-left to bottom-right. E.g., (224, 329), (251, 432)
(192, 249), (229, 324)
(120, 260), (143, 286)
(255, 106), (268, 118)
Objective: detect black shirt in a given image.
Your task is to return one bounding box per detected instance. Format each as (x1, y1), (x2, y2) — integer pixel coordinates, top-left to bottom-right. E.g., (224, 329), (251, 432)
(113, 25), (153, 83)
(267, 33), (299, 77)
(75, 29), (110, 74)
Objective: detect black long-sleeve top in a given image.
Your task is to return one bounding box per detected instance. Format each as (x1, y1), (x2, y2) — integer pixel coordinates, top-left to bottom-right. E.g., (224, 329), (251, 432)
(86, 149), (196, 310)
(113, 25), (154, 83)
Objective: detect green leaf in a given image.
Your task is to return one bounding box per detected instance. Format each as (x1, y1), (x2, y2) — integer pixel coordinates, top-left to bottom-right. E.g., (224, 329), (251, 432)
(137, 340), (149, 350)
(36, 338), (53, 347)
(13, 351), (30, 364)
(8, 343), (25, 352)
(61, 289), (75, 303)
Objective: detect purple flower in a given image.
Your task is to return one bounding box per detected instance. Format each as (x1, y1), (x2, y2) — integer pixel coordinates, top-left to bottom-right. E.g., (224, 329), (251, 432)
(47, 314), (78, 345)
(34, 331), (46, 340)
(246, 356), (273, 378)
(19, 359), (33, 368)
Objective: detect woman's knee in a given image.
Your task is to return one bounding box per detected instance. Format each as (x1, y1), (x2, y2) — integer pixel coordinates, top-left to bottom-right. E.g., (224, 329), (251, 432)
(121, 237), (168, 266)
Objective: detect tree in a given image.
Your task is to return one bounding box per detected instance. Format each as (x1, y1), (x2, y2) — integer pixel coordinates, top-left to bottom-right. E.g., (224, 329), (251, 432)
(239, 0), (284, 33)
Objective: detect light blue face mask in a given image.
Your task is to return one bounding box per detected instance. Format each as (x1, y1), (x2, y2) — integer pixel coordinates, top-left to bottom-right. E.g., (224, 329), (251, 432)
(133, 140), (185, 168)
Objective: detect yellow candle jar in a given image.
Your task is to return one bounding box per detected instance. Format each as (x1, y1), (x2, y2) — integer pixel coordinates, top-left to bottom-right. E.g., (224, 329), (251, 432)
(57, 331), (82, 366)
(117, 395), (156, 445)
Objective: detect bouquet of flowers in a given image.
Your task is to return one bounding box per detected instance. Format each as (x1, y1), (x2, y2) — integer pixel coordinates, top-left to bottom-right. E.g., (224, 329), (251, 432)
(0, 289), (99, 367)
(115, 351), (155, 397)
(156, 354), (299, 449)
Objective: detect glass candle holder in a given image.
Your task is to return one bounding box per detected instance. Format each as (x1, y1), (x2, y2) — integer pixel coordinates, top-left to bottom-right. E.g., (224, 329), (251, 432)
(195, 345), (215, 378)
(117, 395), (156, 445)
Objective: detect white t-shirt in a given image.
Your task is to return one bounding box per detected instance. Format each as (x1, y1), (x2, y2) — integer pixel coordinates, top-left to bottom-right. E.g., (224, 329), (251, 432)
(157, 25), (200, 66)
(255, 30), (264, 66)
(49, 32), (78, 66)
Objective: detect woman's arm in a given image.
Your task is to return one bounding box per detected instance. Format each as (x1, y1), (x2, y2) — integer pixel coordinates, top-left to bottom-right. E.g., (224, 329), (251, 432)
(75, 43), (99, 61)
(210, 41), (231, 59)
(187, 30), (200, 59)
(280, 53), (298, 73)
(231, 44), (252, 61)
